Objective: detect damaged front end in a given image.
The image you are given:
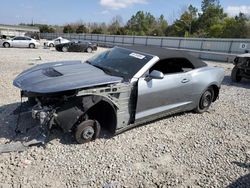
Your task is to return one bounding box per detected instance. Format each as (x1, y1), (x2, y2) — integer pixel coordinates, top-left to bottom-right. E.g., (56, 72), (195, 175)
(10, 60), (135, 146)
(16, 80), (134, 145)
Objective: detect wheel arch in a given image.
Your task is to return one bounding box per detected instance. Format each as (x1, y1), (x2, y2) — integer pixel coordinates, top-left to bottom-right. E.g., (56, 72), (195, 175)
(3, 42), (10, 47)
(55, 95), (118, 134)
(29, 43), (35, 48)
(209, 84), (220, 102)
(85, 99), (117, 134)
(198, 83), (220, 103)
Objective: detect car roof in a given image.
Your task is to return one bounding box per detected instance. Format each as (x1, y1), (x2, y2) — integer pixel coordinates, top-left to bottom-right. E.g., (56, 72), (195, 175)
(118, 45), (207, 68)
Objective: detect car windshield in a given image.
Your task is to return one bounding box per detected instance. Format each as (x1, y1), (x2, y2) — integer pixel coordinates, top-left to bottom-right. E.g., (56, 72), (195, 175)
(87, 47), (153, 80)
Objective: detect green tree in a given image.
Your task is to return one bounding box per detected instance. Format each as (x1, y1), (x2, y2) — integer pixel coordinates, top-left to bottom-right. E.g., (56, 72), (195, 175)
(91, 27), (103, 34)
(108, 15), (123, 35)
(76, 25), (87, 33)
(39, 24), (55, 33)
(198, 0), (226, 37)
(166, 5), (198, 37)
(221, 13), (248, 38)
(63, 25), (74, 33)
(208, 23), (224, 37)
(153, 15), (168, 36)
(201, 0), (220, 12)
(126, 11), (157, 35)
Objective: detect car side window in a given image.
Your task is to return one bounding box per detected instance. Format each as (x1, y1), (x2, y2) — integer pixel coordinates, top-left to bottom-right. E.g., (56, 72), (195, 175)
(149, 58), (195, 75)
(20, 37), (28, 40)
(13, 37), (22, 40)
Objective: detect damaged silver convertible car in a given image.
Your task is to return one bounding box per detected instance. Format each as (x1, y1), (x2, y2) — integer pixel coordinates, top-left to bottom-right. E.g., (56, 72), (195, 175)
(13, 46), (225, 144)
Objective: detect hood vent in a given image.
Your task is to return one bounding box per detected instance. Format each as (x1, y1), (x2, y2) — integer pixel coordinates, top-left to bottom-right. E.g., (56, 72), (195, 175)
(42, 67), (63, 77)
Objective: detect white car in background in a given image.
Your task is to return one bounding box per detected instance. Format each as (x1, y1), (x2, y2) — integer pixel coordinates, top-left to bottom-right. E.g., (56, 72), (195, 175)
(44, 37), (70, 47)
(2, 36), (40, 48)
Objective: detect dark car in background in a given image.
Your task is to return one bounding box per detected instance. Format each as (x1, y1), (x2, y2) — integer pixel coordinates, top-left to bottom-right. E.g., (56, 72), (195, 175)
(55, 40), (97, 53)
(231, 53), (250, 82)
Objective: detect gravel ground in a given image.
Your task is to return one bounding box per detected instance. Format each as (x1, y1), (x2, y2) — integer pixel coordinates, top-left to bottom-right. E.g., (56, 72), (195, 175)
(0, 46), (249, 188)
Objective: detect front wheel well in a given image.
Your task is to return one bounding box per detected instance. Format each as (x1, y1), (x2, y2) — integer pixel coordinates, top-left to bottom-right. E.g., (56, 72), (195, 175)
(210, 85), (219, 102)
(86, 100), (117, 134)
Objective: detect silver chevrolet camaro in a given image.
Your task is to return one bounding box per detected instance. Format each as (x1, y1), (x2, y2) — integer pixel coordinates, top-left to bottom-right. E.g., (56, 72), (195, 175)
(13, 46), (225, 144)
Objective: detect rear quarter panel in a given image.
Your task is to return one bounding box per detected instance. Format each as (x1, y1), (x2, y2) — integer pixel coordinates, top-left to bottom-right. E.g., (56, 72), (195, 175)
(191, 66), (225, 104)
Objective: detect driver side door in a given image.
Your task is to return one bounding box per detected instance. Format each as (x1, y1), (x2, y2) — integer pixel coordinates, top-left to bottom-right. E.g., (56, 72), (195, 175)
(135, 58), (195, 121)
(11, 37), (23, 47)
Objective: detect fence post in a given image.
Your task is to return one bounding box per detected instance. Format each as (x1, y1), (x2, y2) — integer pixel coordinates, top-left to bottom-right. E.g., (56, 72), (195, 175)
(145, 36), (148, 46)
(228, 40), (233, 53)
(122, 35), (125, 45)
(160, 38), (163, 47)
(104, 35), (107, 46)
(199, 39), (205, 59)
(200, 40), (204, 51)
(178, 39), (182, 49)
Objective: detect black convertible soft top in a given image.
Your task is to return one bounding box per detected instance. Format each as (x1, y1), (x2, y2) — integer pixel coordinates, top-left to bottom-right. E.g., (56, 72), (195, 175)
(120, 45), (207, 68)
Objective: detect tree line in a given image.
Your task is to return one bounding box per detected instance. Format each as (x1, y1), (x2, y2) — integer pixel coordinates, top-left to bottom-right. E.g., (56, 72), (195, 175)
(21, 0), (250, 38)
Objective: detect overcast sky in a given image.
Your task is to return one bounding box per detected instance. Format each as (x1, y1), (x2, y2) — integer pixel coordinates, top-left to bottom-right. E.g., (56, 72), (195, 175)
(0, 0), (249, 25)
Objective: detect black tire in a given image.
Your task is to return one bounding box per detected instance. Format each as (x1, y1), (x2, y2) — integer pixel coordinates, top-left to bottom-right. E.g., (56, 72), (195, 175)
(62, 46), (68, 52)
(75, 120), (100, 144)
(3, 42), (10, 48)
(231, 66), (242, 82)
(49, 43), (54, 47)
(195, 87), (214, 113)
(29, 43), (35, 48)
(86, 47), (93, 53)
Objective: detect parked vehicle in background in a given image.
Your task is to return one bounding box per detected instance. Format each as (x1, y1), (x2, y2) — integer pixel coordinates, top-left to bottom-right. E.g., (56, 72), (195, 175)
(44, 37), (70, 47)
(2, 36), (40, 48)
(55, 40), (97, 53)
(13, 46), (224, 144)
(231, 53), (250, 82)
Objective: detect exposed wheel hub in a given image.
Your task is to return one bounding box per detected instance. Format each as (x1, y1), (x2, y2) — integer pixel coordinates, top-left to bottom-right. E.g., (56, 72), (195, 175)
(82, 126), (95, 140)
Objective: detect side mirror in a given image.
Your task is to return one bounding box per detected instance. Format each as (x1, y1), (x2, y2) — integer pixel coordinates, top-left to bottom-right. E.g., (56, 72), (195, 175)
(145, 70), (164, 81)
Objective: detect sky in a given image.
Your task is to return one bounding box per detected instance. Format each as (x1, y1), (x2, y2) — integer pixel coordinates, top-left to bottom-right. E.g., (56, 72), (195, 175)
(0, 0), (250, 25)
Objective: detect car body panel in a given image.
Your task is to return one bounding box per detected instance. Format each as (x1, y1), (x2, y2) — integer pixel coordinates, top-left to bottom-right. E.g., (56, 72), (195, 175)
(136, 72), (194, 120)
(13, 61), (123, 93)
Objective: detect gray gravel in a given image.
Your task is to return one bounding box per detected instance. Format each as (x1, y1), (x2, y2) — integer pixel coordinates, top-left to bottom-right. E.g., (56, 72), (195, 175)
(0, 46), (249, 188)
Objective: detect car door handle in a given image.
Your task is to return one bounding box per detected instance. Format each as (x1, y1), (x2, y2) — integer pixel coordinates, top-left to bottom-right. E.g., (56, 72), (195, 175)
(181, 78), (190, 83)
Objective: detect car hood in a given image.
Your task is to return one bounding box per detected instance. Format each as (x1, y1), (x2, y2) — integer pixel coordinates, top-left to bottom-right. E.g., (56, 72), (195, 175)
(13, 61), (123, 94)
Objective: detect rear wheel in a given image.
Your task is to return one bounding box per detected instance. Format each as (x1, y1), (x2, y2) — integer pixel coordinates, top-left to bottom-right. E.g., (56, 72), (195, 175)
(3, 42), (10, 48)
(195, 87), (214, 113)
(62, 46), (68, 52)
(29, 43), (35, 48)
(87, 47), (92, 53)
(74, 120), (100, 144)
(231, 66), (242, 82)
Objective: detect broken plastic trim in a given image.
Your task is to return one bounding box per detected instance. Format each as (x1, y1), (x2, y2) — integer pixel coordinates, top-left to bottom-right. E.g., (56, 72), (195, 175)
(0, 94), (50, 154)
